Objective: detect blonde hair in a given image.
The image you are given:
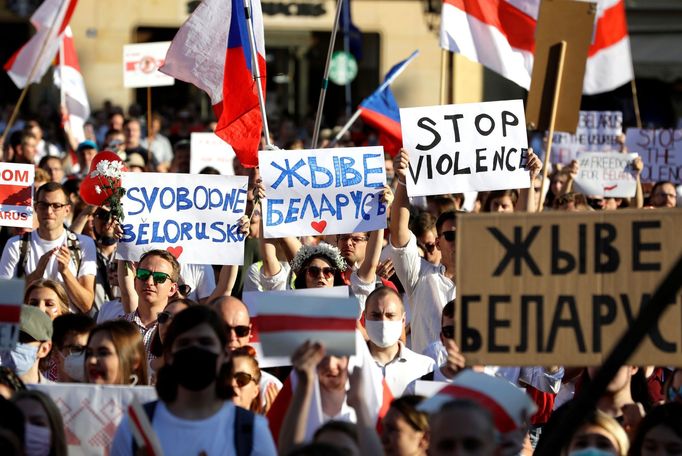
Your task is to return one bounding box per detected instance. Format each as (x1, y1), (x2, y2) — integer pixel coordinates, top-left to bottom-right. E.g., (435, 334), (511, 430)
(566, 410), (630, 456)
(24, 279), (70, 316)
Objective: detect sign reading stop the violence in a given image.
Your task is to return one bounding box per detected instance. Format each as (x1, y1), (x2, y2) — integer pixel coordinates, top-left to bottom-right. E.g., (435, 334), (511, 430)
(625, 128), (682, 184)
(455, 210), (682, 366)
(400, 100), (531, 196)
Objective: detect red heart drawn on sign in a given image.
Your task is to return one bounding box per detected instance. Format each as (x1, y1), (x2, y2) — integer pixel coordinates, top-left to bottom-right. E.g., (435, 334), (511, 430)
(310, 220), (327, 233)
(604, 184), (618, 192)
(166, 246), (183, 259)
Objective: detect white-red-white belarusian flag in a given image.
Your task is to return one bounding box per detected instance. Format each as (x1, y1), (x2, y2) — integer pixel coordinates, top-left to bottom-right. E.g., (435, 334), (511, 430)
(54, 27), (90, 143)
(440, 0), (633, 95)
(4, 0), (79, 89)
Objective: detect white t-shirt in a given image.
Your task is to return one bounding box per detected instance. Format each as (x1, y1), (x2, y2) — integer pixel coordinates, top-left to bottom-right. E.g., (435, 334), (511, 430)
(97, 299), (125, 323)
(180, 263), (216, 301)
(110, 401), (276, 456)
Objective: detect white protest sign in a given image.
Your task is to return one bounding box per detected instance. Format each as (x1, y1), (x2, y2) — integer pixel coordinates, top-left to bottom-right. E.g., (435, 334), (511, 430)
(414, 380), (451, 398)
(0, 279), (25, 351)
(117, 172), (248, 265)
(551, 111), (623, 164)
(260, 147), (387, 238)
(400, 100), (530, 196)
(625, 128), (682, 184)
(31, 383), (157, 456)
(0, 163), (34, 228)
(123, 42), (174, 88)
(243, 286), (350, 367)
(573, 152), (639, 198)
(190, 132), (236, 175)
(245, 289), (358, 358)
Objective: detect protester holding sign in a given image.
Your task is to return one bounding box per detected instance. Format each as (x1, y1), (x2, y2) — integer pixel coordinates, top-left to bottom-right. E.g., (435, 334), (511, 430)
(649, 180), (678, 208)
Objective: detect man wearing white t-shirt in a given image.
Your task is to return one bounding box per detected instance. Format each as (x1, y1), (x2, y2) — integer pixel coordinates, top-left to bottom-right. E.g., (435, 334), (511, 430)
(0, 182), (97, 313)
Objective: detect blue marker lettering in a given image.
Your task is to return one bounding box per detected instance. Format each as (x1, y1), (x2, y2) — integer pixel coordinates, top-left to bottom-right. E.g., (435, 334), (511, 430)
(126, 188), (146, 216)
(339, 156), (361, 186)
(363, 153), (384, 188)
(270, 159), (310, 189)
(309, 157), (333, 188)
(267, 199), (284, 226)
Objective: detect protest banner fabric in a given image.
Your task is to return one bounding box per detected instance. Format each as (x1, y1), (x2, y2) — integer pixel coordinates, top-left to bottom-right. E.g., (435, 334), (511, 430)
(0, 163), (34, 229)
(118, 172), (248, 265)
(573, 152), (638, 198)
(455, 210), (682, 366)
(0, 279), (26, 351)
(400, 100), (530, 196)
(625, 129), (682, 184)
(248, 293), (359, 357)
(243, 286), (350, 367)
(550, 111), (623, 165)
(259, 147), (387, 238)
(189, 132), (236, 175)
(31, 383), (157, 456)
(123, 42), (174, 88)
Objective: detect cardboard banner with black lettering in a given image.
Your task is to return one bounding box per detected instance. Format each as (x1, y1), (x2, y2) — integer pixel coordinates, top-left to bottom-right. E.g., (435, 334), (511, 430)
(400, 100), (530, 196)
(455, 209), (682, 366)
(117, 172), (249, 265)
(551, 111), (623, 165)
(625, 129), (682, 184)
(31, 383), (157, 456)
(573, 152), (638, 198)
(0, 163), (34, 228)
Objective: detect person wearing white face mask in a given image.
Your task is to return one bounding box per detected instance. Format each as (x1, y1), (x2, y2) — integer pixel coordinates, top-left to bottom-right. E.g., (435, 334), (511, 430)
(363, 287), (434, 396)
(0, 306), (54, 384)
(12, 389), (68, 456)
(52, 314), (96, 382)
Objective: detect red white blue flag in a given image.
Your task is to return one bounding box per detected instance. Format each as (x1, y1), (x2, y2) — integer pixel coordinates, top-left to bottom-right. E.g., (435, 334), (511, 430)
(359, 50), (418, 157)
(161, 0), (266, 168)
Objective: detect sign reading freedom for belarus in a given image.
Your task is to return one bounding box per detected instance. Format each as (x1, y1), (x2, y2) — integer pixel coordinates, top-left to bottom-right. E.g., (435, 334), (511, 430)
(551, 111), (623, 165)
(573, 152), (639, 198)
(455, 210), (682, 366)
(625, 128), (682, 184)
(0, 163), (34, 228)
(260, 147), (387, 238)
(400, 100), (530, 197)
(118, 172), (249, 265)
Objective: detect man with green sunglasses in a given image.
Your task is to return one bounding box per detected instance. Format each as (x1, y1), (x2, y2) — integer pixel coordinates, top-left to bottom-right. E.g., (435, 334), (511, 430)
(123, 249), (180, 361)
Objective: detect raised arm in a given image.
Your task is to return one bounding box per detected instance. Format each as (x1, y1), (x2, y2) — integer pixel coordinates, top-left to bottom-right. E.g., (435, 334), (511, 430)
(358, 186), (393, 283)
(517, 149), (542, 213)
(118, 260), (138, 314)
(206, 264), (239, 301)
(390, 149), (412, 248)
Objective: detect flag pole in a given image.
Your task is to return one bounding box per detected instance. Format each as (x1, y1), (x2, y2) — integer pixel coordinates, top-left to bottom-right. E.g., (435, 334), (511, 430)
(311, 0), (345, 149)
(146, 87), (154, 166)
(58, 36), (66, 109)
(0, 1), (65, 154)
(342, 0), (352, 119)
(537, 41), (567, 212)
(630, 79), (642, 129)
(328, 50), (418, 148)
(243, 0), (273, 149)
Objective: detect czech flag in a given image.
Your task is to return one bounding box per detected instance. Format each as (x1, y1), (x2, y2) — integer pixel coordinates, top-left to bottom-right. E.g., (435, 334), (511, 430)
(359, 51), (418, 157)
(161, 0), (266, 168)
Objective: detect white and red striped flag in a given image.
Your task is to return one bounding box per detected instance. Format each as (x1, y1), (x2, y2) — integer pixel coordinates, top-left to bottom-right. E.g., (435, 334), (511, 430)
(4, 0), (79, 89)
(53, 27), (90, 143)
(440, 0), (633, 95)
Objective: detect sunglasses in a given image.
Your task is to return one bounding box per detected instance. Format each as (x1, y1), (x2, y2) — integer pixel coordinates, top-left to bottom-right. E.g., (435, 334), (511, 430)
(441, 326), (455, 339)
(306, 266), (336, 279)
(233, 371), (257, 388)
(226, 325), (250, 338)
(35, 201), (69, 211)
(177, 284), (192, 296)
(135, 268), (173, 284)
(157, 311), (173, 325)
(441, 231), (456, 242)
(419, 242), (437, 253)
(94, 209), (112, 222)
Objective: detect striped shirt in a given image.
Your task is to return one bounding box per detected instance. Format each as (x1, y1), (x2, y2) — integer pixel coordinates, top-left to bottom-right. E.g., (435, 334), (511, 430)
(123, 310), (158, 363)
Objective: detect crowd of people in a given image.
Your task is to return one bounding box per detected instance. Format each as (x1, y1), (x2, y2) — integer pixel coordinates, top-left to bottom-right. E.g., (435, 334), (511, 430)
(0, 98), (680, 456)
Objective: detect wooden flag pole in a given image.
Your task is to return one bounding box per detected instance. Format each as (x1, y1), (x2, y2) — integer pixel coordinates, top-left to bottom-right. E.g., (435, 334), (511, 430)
(243, 0), (273, 149)
(630, 78), (642, 129)
(536, 41), (567, 212)
(311, 0), (345, 149)
(439, 50), (448, 105)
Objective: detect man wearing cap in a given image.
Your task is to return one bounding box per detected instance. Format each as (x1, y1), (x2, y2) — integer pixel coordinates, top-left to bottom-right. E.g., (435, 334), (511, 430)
(75, 140), (98, 177)
(3, 305), (54, 384)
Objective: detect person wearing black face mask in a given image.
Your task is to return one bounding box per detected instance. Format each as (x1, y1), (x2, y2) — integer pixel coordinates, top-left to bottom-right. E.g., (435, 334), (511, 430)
(111, 306), (277, 456)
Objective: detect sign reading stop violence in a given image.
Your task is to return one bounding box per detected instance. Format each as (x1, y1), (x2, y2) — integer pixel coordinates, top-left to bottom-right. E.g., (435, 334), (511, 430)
(455, 210), (682, 366)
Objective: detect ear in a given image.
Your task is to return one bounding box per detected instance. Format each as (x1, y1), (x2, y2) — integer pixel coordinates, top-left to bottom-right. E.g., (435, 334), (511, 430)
(435, 235), (442, 251)
(167, 282), (178, 297)
(37, 341), (52, 360)
(420, 431), (430, 451)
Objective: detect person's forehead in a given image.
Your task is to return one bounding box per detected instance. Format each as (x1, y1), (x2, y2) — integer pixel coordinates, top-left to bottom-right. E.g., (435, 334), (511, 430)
(219, 301), (250, 325)
(232, 356), (255, 373)
(139, 255), (174, 273)
(308, 257), (332, 267)
(368, 294), (401, 312)
(39, 189), (68, 202)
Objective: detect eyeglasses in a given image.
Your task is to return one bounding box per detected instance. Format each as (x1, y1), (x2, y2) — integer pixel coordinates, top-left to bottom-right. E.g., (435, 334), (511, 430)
(441, 326), (455, 339)
(306, 266), (336, 279)
(668, 386), (682, 402)
(419, 242), (437, 253)
(135, 268), (173, 284)
(233, 371), (257, 388)
(441, 231), (456, 242)
(157, 311), (173, 325)
(35, 201), (69, 211)
(226, 325), (250, 338)
(337, 235), (368, 244)
(63, 344), (86, 355)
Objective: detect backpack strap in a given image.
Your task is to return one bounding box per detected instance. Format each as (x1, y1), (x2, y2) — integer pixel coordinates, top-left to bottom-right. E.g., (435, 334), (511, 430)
(131, 400), (158, 454)
(419, 370), (435, 381)
(16, 232), (30, 278)
(234, 406), (255, 456)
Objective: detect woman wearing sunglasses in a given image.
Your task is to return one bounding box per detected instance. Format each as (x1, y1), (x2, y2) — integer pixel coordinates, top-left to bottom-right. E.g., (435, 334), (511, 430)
(149, 298), (196, 375)
(85, 320), (148, 386)
(230, 345), (264, 413)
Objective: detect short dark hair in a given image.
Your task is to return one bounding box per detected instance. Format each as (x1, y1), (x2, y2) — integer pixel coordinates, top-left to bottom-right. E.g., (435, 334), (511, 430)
(52, 314), (96, 349)
(442, 299), (455, 320)
(35, 182), (68, 203)
(483, 190), (519, 212)
(435, 210), (457, 236)
(410, 211), (436, 238)
(390, 395), (429, 432)
(314, 420), (358, 443)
